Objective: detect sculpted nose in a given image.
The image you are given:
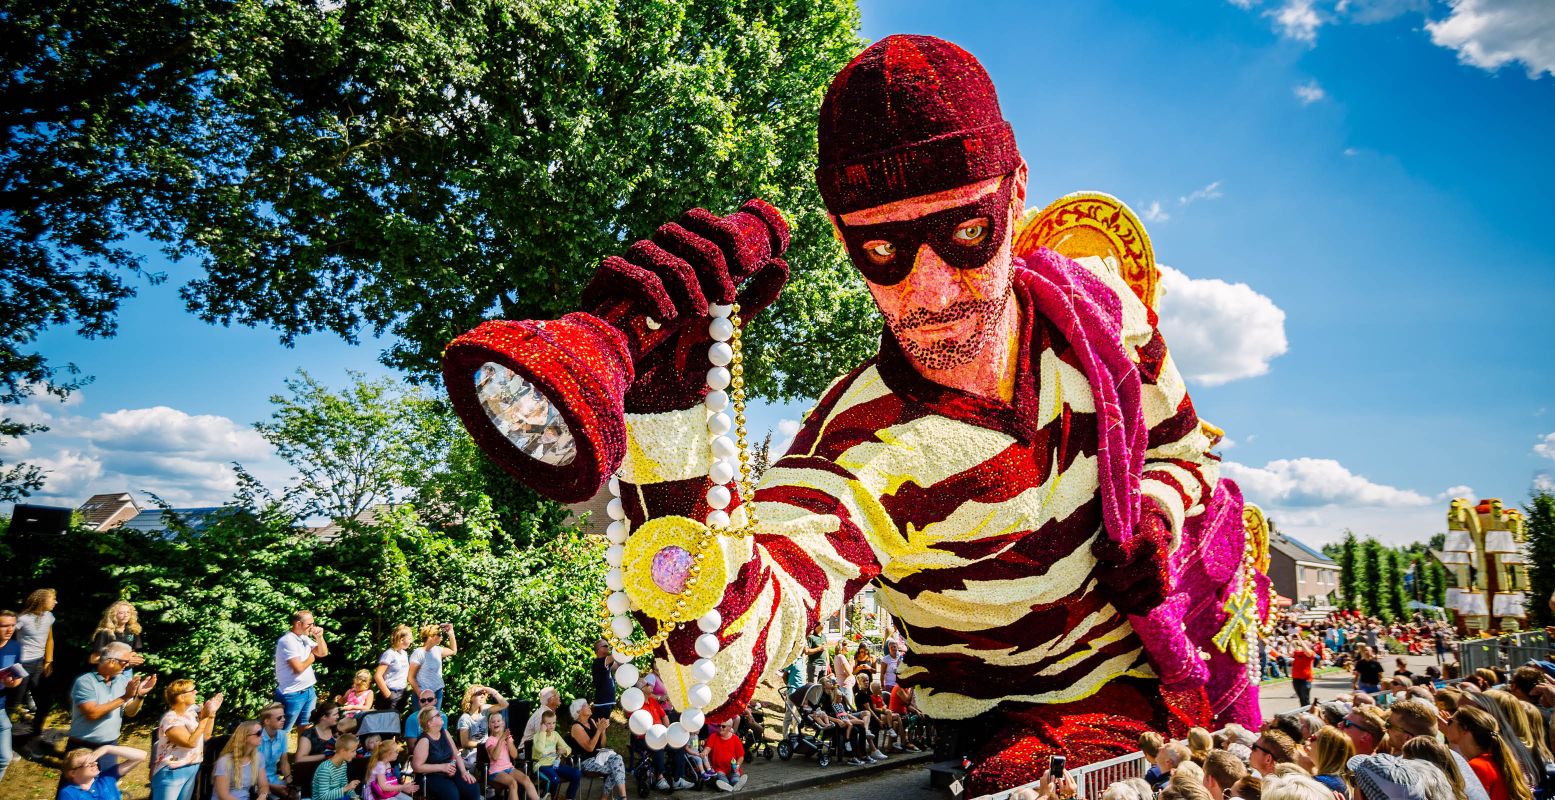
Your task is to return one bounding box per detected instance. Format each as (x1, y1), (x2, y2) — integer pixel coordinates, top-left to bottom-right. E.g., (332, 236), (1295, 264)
(903, 244), (959, 309)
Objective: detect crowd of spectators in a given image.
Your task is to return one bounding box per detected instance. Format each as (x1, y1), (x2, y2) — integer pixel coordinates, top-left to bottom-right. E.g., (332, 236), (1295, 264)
(1005, 613), (1553, 800)
(2, 590), (938, 799)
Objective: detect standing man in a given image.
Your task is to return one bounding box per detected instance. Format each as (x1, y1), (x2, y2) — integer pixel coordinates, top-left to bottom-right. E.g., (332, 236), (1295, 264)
(68, 641), (156, 769)
(0, 610), (26, 783)
(591, 639), (617, 718)
(275, 610), (329, 735)
(1290, 639), (1314, 707)
(879, 639), (902, 695)
(804, 623), (827, 684)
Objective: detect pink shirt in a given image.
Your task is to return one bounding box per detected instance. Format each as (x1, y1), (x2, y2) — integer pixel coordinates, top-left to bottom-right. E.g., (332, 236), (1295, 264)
(485, 737), (514, 773)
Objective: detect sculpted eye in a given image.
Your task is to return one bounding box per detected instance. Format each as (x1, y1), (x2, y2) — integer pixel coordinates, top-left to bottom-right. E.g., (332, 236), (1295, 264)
(863, 240), (896, 264)
(953, 218), (990, 246)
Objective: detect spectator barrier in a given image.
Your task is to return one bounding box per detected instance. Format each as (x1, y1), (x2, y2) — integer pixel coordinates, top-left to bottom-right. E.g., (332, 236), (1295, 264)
(974, 749), (1151, 800)
(1457, 630), (1550, 673)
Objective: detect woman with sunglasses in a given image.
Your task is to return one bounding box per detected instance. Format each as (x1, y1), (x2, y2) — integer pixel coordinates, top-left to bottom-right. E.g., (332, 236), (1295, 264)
(412, 706), (479, 800)
(212, 721), (270, 800)
(57, 744), (147, 800)
(703, 718), (748, 792)
(568, 699), (626, 800)
(151, 679), (222, 800)
(1445, 706), (1530, 800)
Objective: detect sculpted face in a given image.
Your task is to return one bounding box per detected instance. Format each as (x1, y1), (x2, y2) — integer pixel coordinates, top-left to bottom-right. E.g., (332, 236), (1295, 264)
(836, 167), (1027, 372)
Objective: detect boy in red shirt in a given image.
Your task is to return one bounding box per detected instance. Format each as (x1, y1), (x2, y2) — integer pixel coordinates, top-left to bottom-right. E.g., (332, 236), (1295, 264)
(702, 719), (747, 792)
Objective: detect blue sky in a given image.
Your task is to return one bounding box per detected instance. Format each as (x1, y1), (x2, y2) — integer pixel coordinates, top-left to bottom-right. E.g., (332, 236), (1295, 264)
(8, 0), (1554, 547)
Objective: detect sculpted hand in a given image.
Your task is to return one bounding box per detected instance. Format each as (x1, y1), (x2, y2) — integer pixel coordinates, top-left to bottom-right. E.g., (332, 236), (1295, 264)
(581, 201), (790, 414)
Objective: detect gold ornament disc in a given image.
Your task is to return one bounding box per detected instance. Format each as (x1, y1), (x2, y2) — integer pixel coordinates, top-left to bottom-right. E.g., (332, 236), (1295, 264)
(1014, 191), (1159, 312)
(621, 515), (727, 625)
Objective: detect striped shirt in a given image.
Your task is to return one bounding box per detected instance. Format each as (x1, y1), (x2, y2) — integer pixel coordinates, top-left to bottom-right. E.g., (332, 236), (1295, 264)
(621, 255), (1218, 721)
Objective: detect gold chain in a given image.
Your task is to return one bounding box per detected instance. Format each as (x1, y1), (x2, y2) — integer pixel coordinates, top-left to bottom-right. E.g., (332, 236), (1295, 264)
(599, 308), (759, 655)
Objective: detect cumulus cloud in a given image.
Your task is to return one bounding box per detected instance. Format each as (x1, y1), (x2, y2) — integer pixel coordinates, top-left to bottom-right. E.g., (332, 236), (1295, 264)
(1438, 484), (1475, 501)
(1223, 457), (1433, 507)
(1535, 431), (1555, 460)
(774, 418), (803, 455)
(1426, 0), (1555, 78)
(18, 404), (293, 509)
(1271, 0), (1325, 42)
(1229, 0), (1259, 8)
(1155, 265), (1289, 385)
(1536, 473), (1555, 493)
(1293, 80), (1327, 104)
(1143, 201), (1170, 223)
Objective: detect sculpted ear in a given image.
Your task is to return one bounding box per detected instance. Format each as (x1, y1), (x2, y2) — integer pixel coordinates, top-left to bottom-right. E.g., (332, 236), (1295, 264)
(1012, 160), (1030, 215)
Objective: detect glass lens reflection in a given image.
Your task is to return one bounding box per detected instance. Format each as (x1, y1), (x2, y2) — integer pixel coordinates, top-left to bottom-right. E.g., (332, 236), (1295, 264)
(474, 363), (577, 466)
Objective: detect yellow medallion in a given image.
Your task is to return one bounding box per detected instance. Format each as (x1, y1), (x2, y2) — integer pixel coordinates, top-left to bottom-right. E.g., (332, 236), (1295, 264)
(621, 515), (728, 625)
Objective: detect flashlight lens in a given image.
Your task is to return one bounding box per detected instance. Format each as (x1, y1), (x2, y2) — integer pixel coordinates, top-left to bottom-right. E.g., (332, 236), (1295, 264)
(475, 362), (577, 465)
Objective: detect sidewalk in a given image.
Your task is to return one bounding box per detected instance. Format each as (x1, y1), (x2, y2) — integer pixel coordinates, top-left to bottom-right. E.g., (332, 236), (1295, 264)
(1258, 652), (1444, 716)
(737, 748), (936, 795)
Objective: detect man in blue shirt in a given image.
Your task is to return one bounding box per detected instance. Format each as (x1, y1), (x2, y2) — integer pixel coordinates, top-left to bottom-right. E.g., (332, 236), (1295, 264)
(403, 690), (446, 739)
(257, 702), (293, 796)
(0, 609), (27, 783)
(68, 641), (155, 770)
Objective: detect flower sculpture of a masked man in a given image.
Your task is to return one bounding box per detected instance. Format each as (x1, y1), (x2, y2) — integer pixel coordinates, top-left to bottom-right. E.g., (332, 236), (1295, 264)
(445, 35), (1269, 794)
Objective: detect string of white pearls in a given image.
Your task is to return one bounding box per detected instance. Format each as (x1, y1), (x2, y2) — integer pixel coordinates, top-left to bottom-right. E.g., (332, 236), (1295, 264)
(597, 303), (745, 749)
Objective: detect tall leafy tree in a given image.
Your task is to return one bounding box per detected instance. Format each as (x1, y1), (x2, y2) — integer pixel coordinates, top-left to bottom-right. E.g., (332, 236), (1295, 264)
(1393, 547), (1418, 616)
(1338, 530), (1359, 611)
(2, 0), (871, 499)
(1526, 491), (1555, 627)
(1359, 537), (1385, 619)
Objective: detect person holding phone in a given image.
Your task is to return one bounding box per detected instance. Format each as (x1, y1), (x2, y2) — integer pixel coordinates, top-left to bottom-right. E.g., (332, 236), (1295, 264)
(274, 610), (329, 735)
(408, 624), (457, 709)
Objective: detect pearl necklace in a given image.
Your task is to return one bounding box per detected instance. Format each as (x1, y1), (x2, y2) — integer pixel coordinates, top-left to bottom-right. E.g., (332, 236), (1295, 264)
(599, 302), (757, 749)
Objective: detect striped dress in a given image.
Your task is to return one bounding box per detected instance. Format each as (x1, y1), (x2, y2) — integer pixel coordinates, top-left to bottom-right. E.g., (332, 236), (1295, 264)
(618, 255), (1218, 722)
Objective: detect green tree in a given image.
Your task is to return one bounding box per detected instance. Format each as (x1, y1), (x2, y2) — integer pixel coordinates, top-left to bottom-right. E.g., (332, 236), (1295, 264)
(1338, 530), (1359, 611)
(1385, 548), (1408, 621)
(1428, 560), (1448, 608)
(1359, 537), (1385, 619)
(1526, 491), (1555, 628)
(2, 0), (870, 496)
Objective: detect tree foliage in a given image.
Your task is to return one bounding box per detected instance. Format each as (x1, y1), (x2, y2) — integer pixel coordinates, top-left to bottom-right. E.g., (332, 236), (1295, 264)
(1338, 530), (1359, 611)
(1358, 537), (1385, 620)
(1, 374), (606, 720)
(1526, 491), (1555, 628)
(1384, 549), (1408, 621)
(1, 0), (871, 499)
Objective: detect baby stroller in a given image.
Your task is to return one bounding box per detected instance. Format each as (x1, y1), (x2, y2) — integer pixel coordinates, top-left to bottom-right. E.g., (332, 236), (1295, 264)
(775, 683), (833, 767)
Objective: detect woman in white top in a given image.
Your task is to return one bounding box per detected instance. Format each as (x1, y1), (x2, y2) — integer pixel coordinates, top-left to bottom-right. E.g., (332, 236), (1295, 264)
(152, 680), (222, 800)
(212, 721), (270, 800)
(408, 624), (457, 709)
(15, 588), (56, 727)
(374, 625), (414, 713)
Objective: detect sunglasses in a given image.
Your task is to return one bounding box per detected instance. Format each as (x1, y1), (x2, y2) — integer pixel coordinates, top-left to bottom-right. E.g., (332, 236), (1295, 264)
(1341, 719), (1380, 737)
(1252, 743), (1277, 758)
(420, 697), (436, 704)
(835, 175), (1015, 286)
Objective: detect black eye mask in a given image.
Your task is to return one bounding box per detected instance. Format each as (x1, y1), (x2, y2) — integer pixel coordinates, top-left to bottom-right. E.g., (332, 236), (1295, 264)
(836, 176), (1013, 286)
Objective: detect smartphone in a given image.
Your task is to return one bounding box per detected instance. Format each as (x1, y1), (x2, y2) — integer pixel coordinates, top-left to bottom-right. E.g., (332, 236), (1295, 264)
(1050, 755), (1065, 777)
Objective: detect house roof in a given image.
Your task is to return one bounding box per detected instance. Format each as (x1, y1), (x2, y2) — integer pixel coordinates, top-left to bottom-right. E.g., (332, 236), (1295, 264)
(1270, 532), (1337, 566)
(116, 507), (234, 538)
(308, 503), (405, 541)
(76, 493), (139, 531)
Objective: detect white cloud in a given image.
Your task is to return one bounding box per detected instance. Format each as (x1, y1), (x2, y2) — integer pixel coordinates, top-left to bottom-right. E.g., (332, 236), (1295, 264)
(1223, 458), (1433, 507)
(1178, 181), (1224, 207)
(1426, 0), (1555, 78)
(1230, 0), (1259, 8)
(774, 418), (802, 455)
(1343, 147), (1360, 156)
(1534, 431), (1555, 460)
(1156, 265), (1289, 385)
(1438, 484), (1475, 501)
(1142, 201), (1171, 223)
(1270, 0), (1325, 42)
(1535, 473), (1555, 493)
(15, 404), (293, 509)
(1294, 80), (1327, 104)
(30, 449), (105, 500)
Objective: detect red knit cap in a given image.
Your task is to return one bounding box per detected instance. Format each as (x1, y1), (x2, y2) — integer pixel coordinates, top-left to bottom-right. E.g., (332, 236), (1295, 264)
(816, 34), (1021, 215)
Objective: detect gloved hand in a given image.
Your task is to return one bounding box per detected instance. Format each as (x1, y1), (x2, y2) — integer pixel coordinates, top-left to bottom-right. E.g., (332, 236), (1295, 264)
(580, 201), (789, 414)
(1092, 499), (1174, 617)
